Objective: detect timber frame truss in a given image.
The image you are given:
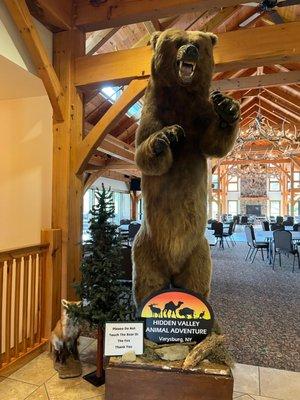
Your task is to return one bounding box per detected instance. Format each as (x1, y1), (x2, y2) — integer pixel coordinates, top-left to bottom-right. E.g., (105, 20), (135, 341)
(5, 0), (300, 296)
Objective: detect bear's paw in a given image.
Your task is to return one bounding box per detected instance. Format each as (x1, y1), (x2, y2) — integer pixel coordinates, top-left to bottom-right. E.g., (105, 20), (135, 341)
(211, 91), (240, 126)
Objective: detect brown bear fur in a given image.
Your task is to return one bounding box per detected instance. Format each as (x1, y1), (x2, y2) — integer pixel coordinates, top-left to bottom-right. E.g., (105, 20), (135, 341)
(132, 29), (240, 306)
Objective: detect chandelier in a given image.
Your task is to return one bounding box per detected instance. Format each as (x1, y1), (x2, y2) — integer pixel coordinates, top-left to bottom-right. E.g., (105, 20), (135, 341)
(228, 163), (281, 179)
(228, 104), (300, 161)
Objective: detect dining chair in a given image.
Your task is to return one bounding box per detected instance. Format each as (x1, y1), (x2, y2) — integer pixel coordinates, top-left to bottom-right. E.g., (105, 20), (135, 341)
(223, 221), (235, 246)
(261, 220), (270, 231)
(276, 216), (284, 224)
(273, 230), (299, 272)
(128, 222), (141, 244)
(293, 223), (300, 231)
(245, 225), (269, 263)
(213, 222), (228, 249)
(270, 223), (284, 231)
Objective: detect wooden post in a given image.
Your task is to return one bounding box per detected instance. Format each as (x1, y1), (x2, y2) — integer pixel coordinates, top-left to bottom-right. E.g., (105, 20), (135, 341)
(217, 163), (221, 220)
(52, 29), (85, 299)
(222, 172), (228, 214)
(130, 191), (139, 220)
(207, 159), (213, 220)
(291, 161), (295, 217)
(41, 229), (62, 339)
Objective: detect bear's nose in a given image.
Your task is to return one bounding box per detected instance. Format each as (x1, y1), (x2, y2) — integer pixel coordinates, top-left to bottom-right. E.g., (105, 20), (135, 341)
(185, 45), (199, 58)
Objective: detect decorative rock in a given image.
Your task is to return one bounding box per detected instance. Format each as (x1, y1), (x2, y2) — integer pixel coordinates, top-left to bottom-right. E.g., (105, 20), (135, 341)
(192, 360), (231, 376)
(144, 339), (158, 349)
(155, 344), (189, 361)
(183, 333), (224, 370)
(121, 351), (137, 363)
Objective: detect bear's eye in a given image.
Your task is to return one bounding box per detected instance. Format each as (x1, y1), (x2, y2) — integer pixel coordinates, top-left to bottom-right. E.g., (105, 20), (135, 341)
(192, 42), (200, 50)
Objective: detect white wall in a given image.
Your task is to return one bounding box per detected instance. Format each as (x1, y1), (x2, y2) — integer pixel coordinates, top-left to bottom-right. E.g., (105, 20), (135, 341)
(0, 5), (56, 249)
(0, 2), (52, 75)
(93, 177), (129, 192)
(0, 95), (52, 249)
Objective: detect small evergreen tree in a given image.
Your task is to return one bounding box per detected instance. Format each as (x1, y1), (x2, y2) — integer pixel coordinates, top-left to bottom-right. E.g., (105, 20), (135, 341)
(68, 184), (132, 385)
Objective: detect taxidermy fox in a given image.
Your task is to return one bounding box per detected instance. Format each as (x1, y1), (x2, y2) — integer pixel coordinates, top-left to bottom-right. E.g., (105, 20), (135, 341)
(51, 299), (81, 364)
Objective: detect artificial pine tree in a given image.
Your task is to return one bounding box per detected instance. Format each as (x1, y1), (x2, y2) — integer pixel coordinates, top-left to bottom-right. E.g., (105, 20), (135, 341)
(68, 184), (132, 386)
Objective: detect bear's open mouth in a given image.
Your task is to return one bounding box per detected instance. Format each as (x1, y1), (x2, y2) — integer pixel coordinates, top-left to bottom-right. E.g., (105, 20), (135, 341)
(177, 60), (196, 83)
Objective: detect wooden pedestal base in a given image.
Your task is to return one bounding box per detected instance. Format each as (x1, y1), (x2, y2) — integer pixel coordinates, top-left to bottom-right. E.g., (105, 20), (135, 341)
(105, 364), (233, 400)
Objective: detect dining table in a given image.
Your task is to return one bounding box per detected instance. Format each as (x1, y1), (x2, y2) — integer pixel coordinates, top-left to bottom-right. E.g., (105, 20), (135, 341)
(261, 231), (300, 241)
(260, 230), (300, 264)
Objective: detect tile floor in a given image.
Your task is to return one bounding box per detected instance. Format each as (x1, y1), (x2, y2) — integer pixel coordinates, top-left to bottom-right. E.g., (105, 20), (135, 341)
(0, 336), (299, 400)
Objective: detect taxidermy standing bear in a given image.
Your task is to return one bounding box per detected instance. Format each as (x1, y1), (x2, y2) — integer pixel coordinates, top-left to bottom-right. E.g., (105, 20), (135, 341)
(132, 30), (240, 306)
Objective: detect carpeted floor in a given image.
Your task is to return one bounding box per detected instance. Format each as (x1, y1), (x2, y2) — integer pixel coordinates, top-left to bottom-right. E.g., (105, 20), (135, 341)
(209, 241), (300, 372)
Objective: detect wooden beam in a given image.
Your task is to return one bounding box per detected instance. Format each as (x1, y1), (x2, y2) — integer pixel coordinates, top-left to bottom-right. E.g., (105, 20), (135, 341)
(109, 160), (137, 170)
(265, 87), (300, 109)
(201, 6), (238, 32)
(74, 0), (247, 31)
(259, 99), (300, 126)
(117, 122), (139, 141)
(221, 158), (292, 165)
(87, 132), (135, 164)
(75, 22), (300, 88)
(259, 92), (300, 121)
(84, 169), (129, 191)
(52, 29), (85, 299)
(99, 140), (135, 164)
(104, 134), (135, 154)
(211, 70), (300, 92)
(77, 79), (147, 174)
(26, 0), (72, 32)
(144, 20), (161, 34)
(4, 0), (64, 122)
(86, 28), (120, 55)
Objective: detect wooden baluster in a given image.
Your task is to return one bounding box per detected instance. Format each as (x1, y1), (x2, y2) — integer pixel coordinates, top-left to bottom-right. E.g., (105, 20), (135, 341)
(0, 261), (4, 367)
(22, 255), (29, 352)
(5, 260), (13, 363)
(14, 258), (21, 357)
(29, 254), (37, 347)
(36, 252), (44, 344)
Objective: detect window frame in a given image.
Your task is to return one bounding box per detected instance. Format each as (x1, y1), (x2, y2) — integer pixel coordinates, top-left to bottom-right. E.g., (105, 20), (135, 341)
(228, 200), (238, 215)
(269, 200), (281, 217)
(269, 176), (280, 192)
(227, 175), (239, 192)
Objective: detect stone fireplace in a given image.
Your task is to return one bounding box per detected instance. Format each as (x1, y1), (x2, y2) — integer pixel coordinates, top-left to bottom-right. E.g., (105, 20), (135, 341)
(240, 197), (267, 216)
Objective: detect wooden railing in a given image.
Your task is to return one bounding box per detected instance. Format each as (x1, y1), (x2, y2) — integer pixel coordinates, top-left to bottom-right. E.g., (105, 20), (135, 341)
(0, 229), (62, 374)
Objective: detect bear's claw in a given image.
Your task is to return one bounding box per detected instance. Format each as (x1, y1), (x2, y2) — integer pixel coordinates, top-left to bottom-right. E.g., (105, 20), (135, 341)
(164, 124), (185, 145)
(153, 125), (185, 156)
(211, 91), (240, 125)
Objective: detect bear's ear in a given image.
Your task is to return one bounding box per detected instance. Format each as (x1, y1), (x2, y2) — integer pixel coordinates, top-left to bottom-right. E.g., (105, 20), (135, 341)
(150, 31), (161, 50)
(208, 33), (218, 47)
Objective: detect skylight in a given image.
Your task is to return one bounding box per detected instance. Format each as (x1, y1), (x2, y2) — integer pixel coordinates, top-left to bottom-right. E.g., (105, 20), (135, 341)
(100, 86), (142, 120)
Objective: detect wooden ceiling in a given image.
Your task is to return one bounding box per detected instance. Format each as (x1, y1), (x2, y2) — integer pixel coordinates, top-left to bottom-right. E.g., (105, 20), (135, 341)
(27, 0), (300, 184)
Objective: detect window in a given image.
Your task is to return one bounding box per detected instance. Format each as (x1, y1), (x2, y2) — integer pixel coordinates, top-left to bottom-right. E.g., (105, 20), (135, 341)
(101, 86), (142, 119)
(138, 198), (143, 220)
(228, 200), (238, 215)
(112, 192), (131, 224)
(211, 201), (219, 220)
(82, 189), (95, 242)
(269, 176), (280, 191)
(269, 200), (280, 217)
(228, 176), (238, 191)
(212, 174), (219, 190)
(294, 172), (300, 189)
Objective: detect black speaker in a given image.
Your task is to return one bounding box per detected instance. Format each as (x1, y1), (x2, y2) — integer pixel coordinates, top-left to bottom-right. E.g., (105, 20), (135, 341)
(130, 178), (141, 191)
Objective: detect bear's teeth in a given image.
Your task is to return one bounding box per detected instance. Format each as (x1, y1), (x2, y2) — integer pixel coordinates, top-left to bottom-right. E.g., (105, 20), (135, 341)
(179, 61), (195, 78)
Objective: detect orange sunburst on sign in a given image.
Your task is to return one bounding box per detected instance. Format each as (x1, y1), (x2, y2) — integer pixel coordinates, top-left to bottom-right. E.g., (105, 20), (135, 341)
(139, 288), (214, 345)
